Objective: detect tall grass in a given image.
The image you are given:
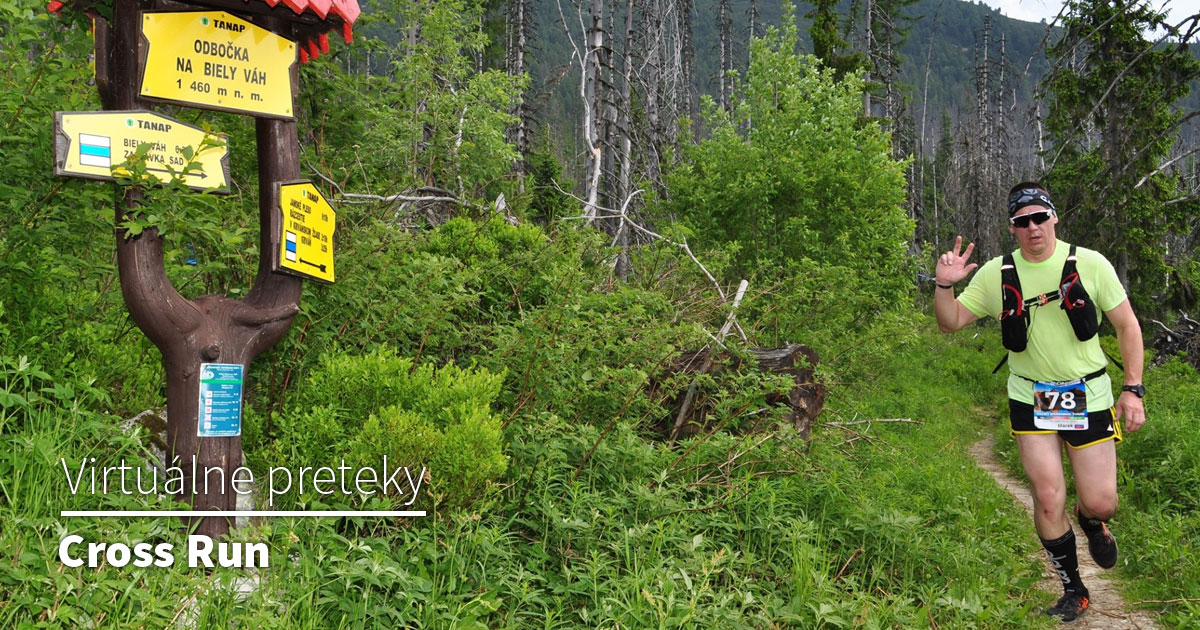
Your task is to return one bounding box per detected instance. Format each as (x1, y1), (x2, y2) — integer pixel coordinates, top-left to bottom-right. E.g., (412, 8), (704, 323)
(10, 311), (1196, 628)
(3, 320), (1071, 628)
(1112, 356), (1200, 626)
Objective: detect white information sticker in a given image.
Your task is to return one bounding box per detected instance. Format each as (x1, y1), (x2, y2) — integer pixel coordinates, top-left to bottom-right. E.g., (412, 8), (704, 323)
(1033, 379), (1088, 431)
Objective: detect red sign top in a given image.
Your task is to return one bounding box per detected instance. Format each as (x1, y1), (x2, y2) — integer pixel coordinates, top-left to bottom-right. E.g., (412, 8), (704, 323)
(47, 0), (360, 63)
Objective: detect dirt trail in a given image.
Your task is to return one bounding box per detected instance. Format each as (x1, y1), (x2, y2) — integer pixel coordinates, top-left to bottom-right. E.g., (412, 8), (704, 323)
(969, 436), (1158, 629)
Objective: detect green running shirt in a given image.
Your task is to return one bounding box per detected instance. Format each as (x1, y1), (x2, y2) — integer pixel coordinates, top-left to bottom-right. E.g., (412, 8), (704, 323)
(957, 240), (1127, 411)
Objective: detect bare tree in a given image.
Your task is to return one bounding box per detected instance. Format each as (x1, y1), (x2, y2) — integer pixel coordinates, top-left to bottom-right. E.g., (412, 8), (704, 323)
(717, 0), (732, 111)
(506, 0), (533, 183)
(863, 0), (873, 117)
(678, 0), (695, 122)
(556, 0), (606, 220)
(613, 0), (636, 276)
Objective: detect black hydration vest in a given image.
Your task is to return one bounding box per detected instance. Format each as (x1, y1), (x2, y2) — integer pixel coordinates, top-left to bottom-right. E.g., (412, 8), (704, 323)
(997, 244), (1100, 353)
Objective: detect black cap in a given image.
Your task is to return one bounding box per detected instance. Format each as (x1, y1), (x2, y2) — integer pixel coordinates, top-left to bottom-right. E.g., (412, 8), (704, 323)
(1007, 188), (1055, 217)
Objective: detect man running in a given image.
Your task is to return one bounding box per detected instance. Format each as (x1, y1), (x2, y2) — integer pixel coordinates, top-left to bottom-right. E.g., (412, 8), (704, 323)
(933, 182), (1146, 622)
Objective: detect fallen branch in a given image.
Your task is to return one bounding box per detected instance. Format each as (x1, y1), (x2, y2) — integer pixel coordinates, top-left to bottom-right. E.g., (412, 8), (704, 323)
(718, 432), (774, 473)
(305, 162), (344, 197)
(1132, 598), (1200, 605)
(657, 405), (751, 488)
(669, 280), (749, 442)
(827, 418), (919, 427)
(832, 548), (863, 582)
(645, 486), (754, 522)
(682, 432), (776, 489)
(339, 191), (462, 205)
(1149, 319), (1177, 336)
(553, 181), (747, 341)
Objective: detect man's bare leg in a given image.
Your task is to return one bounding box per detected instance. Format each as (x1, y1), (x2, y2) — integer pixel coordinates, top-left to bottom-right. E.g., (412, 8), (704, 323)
(1068, 439), (1119, 569)
(1016, 433), (1070, 538)
(1067, 440), (1118, 520)
(1016, 432), (1090, 621)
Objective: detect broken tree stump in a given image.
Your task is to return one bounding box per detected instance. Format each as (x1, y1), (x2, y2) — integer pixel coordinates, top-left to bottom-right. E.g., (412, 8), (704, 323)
(657, 343), (825, 440)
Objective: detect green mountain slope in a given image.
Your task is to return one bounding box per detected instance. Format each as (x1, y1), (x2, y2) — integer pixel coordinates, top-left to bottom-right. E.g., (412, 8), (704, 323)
(527, 0), (1054, 147)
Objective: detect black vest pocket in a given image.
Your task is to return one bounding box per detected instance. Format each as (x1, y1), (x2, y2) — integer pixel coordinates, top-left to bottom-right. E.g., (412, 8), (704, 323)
(1060, 271), (1099, 341)
(1001, 310), (1029, 352)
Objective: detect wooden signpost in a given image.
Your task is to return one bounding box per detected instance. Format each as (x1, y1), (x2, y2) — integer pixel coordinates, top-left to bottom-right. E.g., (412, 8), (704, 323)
(51, 0), (359, 537)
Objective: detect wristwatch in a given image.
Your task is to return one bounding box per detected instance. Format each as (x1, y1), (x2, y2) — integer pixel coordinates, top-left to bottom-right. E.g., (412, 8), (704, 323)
(1122, 384), (1146, 398)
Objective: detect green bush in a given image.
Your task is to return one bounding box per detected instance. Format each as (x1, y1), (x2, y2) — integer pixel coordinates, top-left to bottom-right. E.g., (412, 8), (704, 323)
(254, 348), (507, 512)
(0, 354), (205, 629)
(421, 215), (581, 317)
(663, 4), (913, 306)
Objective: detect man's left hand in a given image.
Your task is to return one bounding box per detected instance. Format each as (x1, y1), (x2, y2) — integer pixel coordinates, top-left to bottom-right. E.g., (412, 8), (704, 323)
(1115, 391), (1146, 433)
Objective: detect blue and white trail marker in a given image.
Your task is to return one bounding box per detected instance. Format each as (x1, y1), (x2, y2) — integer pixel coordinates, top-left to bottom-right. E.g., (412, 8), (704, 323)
(77, 133), (112, 167)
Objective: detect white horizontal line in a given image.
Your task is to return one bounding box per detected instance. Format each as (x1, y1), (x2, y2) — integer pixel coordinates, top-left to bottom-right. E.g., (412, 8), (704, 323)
(61, 510), (426, 517)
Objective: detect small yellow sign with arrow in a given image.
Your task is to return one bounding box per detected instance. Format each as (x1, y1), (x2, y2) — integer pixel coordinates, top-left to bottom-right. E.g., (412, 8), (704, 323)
(54, 110), (230, 192)
(277, 182), (336, 283)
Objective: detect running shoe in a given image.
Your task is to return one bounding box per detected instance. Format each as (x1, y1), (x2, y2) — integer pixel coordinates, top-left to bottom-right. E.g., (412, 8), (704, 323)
(1076, 505), (1118, 569)
(1045, 590), (1089, 622)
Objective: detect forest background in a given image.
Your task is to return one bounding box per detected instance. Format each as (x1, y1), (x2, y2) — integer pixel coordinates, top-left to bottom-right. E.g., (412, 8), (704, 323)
(2, 0), (1200, 627)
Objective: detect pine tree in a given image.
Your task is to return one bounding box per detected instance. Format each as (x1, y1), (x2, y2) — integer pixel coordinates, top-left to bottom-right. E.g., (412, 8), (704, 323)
(808, 0), (866, 81)
(1042, 0), (1200, 306)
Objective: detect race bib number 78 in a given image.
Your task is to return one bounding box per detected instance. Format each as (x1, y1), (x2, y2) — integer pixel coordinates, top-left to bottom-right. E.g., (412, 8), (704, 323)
(1033, 379), (1088, 431)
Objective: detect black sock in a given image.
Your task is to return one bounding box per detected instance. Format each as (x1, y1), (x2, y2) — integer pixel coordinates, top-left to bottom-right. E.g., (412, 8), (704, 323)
(1076, 507), (1106, 538)
(1041, 529), (1088, 595)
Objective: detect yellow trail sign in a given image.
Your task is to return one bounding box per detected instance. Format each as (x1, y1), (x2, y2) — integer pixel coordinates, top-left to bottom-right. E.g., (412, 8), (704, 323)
(140, 11), (297, 119)
(54, 110), (230, 193)
(277, 182), (336, 283)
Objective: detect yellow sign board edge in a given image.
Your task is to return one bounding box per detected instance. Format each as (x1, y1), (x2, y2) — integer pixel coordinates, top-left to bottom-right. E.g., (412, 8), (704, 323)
(272, 179), (336, 285)
(135, 10), (299, 121)
(52, 110), (232, 195)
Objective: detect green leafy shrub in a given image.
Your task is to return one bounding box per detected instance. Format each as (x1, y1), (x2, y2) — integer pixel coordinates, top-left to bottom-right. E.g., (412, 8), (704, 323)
(254, 348), (507, 511)
(663, 5), (913, 308)
(299, 0), (523, 198)
(482, 284), (705, 428)
(421, 215), (578, 317)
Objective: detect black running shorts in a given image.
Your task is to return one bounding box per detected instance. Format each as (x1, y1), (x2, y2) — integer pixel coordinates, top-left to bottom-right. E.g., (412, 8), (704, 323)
(1008, 399), (1122, 449)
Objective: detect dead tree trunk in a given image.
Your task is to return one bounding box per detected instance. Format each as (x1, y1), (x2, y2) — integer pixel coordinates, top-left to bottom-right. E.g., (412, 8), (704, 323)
(105, 0), (301, 537)
(748, 0), (758, 50)
(863, 0), (873, 117)
(916, 8), (938, 248)
(717, 0), (731, 111)
(643, 0), (664, 187)
(601, 0), (618, 222)
(676, 0), (695, 124)
(657, 344), (825, 441)
(613, 0), (635, 277)
(745, 0), (757, 133)
(583, 0), (605, 221)
(507, 0), (531, 184)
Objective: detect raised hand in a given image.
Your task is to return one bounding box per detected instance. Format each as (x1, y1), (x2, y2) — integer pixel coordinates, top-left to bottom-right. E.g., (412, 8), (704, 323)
(936, 235), (978, 286)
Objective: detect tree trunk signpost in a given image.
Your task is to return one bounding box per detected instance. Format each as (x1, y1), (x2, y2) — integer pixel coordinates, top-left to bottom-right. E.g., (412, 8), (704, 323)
(49, 0), (360, 537)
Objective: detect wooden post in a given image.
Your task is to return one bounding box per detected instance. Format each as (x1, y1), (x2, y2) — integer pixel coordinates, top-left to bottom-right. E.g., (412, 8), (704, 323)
(103, 0), (301, 537)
